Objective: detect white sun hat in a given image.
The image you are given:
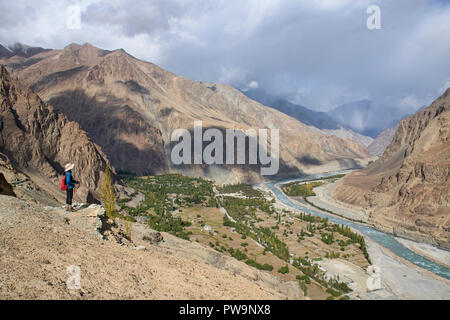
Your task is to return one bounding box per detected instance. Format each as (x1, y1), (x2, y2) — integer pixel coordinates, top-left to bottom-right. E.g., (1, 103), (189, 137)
(64, 163), (75, 172)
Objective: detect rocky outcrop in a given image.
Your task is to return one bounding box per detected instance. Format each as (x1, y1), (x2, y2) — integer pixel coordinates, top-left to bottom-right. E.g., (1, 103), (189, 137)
(0, 64), (116, 203)
(0, 173), (15, 197)
(367, 125), (398, 156)
(334, 88), (450, 248)
(4, 43), (370, 182)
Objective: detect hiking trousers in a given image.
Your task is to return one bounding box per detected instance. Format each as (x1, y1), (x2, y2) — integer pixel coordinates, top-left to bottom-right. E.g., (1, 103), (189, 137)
(66, 188), (73, 205)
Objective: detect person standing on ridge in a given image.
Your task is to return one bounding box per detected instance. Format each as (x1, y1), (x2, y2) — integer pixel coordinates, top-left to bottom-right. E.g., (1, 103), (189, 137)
(64, 163), (79, 212)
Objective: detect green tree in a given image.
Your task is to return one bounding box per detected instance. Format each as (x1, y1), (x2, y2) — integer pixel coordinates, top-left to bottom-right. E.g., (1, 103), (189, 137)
(100, 166), (117, 222)
(124, 221), (132, 240)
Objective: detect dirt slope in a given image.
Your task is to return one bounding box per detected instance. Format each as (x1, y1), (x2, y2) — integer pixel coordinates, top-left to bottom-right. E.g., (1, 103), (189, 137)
(0, 194), (300, 300)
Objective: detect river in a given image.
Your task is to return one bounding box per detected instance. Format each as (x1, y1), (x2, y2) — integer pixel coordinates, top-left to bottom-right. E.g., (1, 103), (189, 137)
(263, 172), (450, 280)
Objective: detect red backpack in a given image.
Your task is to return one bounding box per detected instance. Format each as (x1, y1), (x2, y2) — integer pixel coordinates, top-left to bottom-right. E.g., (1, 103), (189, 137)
(61, 174), (68, 191)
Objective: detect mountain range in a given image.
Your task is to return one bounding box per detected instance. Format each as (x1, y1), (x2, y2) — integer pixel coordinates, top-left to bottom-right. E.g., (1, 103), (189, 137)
(243, 88), (397, 153)
(0, 40), (448, 300)
(0, 43), (371, 184)
(243, 87), (419, 139)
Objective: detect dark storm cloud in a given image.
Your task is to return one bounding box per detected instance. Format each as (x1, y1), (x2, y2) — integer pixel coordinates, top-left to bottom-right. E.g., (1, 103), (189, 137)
(0, 0), (449, 116)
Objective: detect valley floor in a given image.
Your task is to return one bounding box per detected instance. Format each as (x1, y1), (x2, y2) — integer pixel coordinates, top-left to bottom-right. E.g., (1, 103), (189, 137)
(366, 238), (450, 300)
(396, 238), (450, 269)
(307, 180), (369, 223)
(306, 179), (450, 269)
(266, 180), (450, 300)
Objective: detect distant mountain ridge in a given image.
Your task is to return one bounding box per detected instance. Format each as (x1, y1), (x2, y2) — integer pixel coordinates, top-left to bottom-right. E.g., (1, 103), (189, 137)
(0, 43), (50, 58)
(244, 87), (423, 139)
(242, 88), (376, 149)
(243, 88), (341, 130)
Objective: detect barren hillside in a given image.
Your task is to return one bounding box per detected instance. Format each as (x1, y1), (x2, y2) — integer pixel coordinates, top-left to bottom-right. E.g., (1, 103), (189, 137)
(2, 43), (370, 183)
(0, 194), (299, 300)
(0, 65), (116, 203)
(333, 88), (450, 248)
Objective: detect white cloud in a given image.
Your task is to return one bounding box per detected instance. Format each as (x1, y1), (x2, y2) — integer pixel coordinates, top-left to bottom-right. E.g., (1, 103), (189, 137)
(0, 0), (449, 116)
(248, 81), (259, 89)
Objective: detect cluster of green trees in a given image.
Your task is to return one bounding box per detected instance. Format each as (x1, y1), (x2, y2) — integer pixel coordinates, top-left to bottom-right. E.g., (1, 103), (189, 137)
(118, 174), (218, 241)
(147, 214), (192, 240)
(222, 215), (235, 227)
(296, 211), (371, 264)
(221, 196), (275, 221)
(292, 257), (352, 297)
(213, 243), (274, 272)
(217, 183), (264, 198)
(223, 218), (291, 263)
(320, 232), (335, 245)
(218, 188), (291, 262)
(255, 227), (290, 261)
(296, 274), (311, 296)
(281, 181), (324, 197)
(325, 251), (340, 259)
(296, 274), (311, 284)
(330, 224), (371, 264)
(297, 212), (328, 223)
(245, 259), (274, 271)
(327, 277), (351, 294)
(228, 248), (247, 260)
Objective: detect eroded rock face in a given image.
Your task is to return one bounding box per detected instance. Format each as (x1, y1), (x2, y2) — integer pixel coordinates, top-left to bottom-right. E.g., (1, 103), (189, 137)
(0, 64), (116, 203)
(367, 125), (398, 157)
(334, 88), (450, 248)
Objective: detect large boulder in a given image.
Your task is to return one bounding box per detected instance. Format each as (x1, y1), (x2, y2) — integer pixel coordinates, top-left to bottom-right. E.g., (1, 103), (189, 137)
(0, 173), (15, 197)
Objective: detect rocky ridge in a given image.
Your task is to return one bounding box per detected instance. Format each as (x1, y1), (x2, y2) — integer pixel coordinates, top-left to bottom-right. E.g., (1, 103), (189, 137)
(0, 64), (116, 203)
(333, 88), (450, 248)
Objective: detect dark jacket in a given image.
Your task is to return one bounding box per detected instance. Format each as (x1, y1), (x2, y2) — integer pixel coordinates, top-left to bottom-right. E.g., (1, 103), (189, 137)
(65, 171), (78, 189)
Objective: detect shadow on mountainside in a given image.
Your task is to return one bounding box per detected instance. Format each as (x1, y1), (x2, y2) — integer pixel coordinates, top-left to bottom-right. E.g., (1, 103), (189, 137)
(48, 89), (167, 176)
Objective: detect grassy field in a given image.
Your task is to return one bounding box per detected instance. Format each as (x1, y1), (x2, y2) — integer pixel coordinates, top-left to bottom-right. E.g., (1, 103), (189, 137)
(118, 174), (370, 299)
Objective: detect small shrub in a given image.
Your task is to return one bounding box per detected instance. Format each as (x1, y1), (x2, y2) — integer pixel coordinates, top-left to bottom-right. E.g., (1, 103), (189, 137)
(277, 265), (289, 274)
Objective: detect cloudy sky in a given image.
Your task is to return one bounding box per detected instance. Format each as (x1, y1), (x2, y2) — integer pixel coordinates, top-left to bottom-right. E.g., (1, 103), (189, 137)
(0, 0), (449, 112)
